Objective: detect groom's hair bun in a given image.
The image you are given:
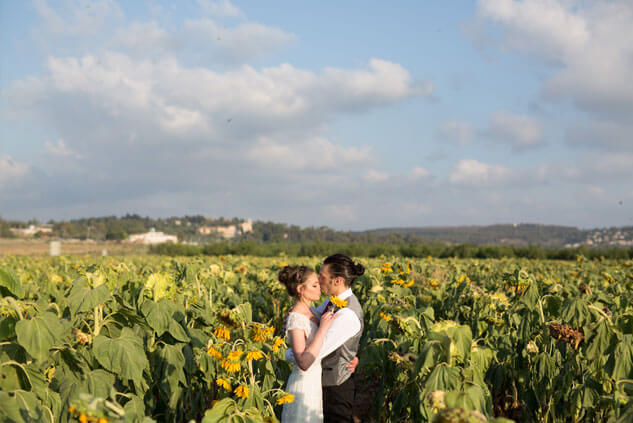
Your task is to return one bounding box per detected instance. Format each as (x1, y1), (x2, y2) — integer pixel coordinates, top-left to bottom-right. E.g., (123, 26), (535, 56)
(323, 253), (365, 286)
(278, 265), (314, 298)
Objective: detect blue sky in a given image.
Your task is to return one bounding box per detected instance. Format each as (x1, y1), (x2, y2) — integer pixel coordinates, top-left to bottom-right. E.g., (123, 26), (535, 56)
(1, 0), (632, 230)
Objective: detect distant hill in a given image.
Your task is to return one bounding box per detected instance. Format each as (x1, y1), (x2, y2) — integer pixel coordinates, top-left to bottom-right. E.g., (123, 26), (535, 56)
(1, 216), (632, 248)
(364, 224), (581, 247)
(364, 224), (633, 248)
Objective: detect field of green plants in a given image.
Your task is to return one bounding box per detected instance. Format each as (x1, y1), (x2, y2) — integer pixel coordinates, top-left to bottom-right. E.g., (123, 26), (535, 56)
(1, 254), (632, 423)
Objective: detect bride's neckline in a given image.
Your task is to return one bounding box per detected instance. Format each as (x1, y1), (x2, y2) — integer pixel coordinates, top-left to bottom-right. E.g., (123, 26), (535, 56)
(289, 310), (311, 318)
(289, 311), (319, 325)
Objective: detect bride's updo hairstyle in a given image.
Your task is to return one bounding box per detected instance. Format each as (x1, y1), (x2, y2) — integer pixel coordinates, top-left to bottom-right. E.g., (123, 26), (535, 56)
(323, 253), (365, 287)
(278, 265), (315, 298)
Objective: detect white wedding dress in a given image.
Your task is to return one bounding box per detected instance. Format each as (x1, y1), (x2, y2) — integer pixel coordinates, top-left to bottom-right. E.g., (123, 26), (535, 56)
(282, 312), (323, 423)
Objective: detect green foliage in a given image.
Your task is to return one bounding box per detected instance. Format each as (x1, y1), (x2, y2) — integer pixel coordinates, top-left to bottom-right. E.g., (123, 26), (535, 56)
(16, 312), (67, 361)
(93, 328), (149, 382)
(0, 254), (632, 422)
(151, 240), (633, 260)
(0, 268), (24, 298)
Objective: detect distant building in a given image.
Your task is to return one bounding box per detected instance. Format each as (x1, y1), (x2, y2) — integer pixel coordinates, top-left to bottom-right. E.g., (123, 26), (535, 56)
(198, 225), (221, 236)
(11, 224), (53, 237)
(128, 228), (177, 245)
(198, 219), (253, 239)
(240, 219), (253, 233)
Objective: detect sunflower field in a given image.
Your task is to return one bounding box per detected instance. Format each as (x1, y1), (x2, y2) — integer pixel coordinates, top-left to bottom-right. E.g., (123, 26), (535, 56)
(0, 254), (632, 423)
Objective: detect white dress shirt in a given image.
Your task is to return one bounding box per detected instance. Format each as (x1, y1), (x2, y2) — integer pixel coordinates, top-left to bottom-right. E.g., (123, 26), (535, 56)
(285, 287), (362, 362)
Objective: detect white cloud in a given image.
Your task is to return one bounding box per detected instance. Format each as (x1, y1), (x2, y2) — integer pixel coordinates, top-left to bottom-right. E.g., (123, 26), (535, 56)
(584, 185), (606, 198)
(111, 21), (176, 56)
(586, 152), (633, 178)
(402, 202), (432, 215)
(363, 169), (389, 183)
(449, 159), (511, 187)
(319, 59), (433, 107)
(526, 152), (633, 184)
(410, 166), (431, 180)
(33, 0), (123, 36)
(478, 0), (589, 60)
(44, 139), (83, 159)
(7, 53), (424, 143)
(438, 120), (473, 145)
(321, 204), (358, 223)
(183, 18), (297, 64)
(566, 121), (633, 151)
(197, 0), (243, 18)
(6, 1), (631, 228)
(440, 112), (544, 151)
(476, 0), (633, 120)
(246, 137), (373, 171)
(2, 51), (427, 228)
(0, 156), (30, 188)
(485, 111), (543, 149)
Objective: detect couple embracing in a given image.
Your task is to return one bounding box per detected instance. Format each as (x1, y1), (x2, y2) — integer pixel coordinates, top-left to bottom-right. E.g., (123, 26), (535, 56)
(278, 253), (365, 423)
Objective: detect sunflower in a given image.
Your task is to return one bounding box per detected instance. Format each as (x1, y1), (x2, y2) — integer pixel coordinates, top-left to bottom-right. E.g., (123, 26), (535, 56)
(214, 327), (231, 341)
(272, 337), (285, 352)
(227, 349), (242, 362)
(217, 310), (238, 328)
(221, 359), (241, 373)
(207, 346), (222, 360)
(73, 328), (93, 345)
(252, 323), (275, 342)
(427, 280), (440, 290)
(276, 393), (295, 405)
(329, 295), (348, 310)
(216, 378), (231, 390)
(234, 384), (249, 399)
(245, 350), (264, 361)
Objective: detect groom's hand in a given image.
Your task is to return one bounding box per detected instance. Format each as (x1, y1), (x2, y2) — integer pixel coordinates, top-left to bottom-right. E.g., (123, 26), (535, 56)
(347, 356), (359, 373)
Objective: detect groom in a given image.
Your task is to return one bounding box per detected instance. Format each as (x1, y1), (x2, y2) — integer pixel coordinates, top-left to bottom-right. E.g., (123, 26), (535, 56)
(286, 253), (364, 422)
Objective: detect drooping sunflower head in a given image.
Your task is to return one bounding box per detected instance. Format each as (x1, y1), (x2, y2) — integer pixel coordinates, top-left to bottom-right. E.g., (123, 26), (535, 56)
(276, 393), (295, 405)
(234, 384), (249, 399)
(213, 327), (231, 341)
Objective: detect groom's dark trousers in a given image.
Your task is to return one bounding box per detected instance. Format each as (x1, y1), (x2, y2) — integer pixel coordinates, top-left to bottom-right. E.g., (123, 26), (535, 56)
(323, 376), (355, 423)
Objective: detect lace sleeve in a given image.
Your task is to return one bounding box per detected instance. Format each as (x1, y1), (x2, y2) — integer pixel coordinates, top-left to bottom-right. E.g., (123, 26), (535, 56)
(285, 313), (309, 338)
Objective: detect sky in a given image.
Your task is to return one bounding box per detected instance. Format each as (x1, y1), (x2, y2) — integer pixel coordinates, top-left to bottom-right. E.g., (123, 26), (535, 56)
(1, 0), (632, 230)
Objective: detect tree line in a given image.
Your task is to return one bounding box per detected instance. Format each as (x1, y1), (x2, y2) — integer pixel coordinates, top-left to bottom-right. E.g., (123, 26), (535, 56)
(150, 240), (633, 260)
(3, 215), (632, 251)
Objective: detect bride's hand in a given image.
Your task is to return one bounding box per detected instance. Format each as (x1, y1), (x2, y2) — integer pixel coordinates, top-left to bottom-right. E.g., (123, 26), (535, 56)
(346, 356), (359, 373)
(319, 310), (336, 330)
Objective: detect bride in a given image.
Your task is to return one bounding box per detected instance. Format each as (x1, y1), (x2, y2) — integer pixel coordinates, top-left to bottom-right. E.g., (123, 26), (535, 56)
(278, 265), (336, 423)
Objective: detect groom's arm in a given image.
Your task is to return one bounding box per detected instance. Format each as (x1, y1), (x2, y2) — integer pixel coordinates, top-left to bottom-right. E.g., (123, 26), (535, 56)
(316, 309), (361, 359)
(310, 299), (328, 319)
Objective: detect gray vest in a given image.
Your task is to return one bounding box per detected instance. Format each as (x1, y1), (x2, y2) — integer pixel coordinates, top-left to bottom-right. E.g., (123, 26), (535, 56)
(322, 293), (363, 387)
